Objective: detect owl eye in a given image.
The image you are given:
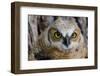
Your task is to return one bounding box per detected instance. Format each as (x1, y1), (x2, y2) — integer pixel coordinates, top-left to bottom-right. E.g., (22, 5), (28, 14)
(54, 31), (62, 39)
(71, 32), (77, 38)
(49, 28), (62, 41)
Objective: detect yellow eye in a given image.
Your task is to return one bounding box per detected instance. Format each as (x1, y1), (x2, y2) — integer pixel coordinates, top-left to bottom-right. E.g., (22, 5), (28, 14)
(71, 32), (77, 38)
(49, 28), (62, 41)
(54, 32), (62, 39)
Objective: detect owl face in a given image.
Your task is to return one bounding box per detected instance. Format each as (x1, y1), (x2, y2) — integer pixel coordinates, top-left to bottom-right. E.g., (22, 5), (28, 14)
(42, 17), (84, 52)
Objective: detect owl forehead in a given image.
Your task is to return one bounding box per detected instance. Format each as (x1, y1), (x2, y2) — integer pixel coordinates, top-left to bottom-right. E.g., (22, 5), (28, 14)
(54, 20), (76, 37)
(58, 26), (75, 37)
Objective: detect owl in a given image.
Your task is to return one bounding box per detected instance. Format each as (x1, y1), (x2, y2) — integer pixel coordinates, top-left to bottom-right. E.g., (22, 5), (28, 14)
(34, 17), (88, 60)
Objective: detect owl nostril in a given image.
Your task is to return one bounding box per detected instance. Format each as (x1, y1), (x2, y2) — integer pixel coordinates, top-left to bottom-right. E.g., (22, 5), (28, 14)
(63, 37), (70, 47)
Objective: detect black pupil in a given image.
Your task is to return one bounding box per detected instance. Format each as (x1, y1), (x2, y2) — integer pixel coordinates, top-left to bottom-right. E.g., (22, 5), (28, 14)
(73, 33), (76, 37)
(57, 32), (60, 36)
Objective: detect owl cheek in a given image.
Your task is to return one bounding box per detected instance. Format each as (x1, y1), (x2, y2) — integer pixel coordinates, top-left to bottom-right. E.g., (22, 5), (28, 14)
(70, 41), (79, 49)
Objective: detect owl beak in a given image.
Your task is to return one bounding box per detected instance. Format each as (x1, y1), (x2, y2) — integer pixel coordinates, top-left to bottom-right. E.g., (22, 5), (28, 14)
(63, 37), (70, 47)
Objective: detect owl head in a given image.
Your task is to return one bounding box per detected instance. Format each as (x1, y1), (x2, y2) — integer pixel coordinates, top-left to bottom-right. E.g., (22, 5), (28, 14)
(39, 17), (84, 52)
